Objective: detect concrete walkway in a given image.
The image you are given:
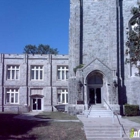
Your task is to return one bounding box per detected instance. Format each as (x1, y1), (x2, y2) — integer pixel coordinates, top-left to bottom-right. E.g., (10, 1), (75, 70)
(14, 112), (80, 122)
(78, 115), (140, 126)
(77, 115), (140, 140)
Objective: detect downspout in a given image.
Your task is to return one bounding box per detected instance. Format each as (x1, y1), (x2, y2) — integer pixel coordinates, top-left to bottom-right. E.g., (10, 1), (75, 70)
(116, 0), (121, 105)
(116, 0), (125, 115)
(26, 54), (29, 111)
(80, 0), (83, 65)
(119, 0), (126, 115)
(80, 0), (84, 109)
(2, 54), (4, 112)
(50, 54), (53, 111)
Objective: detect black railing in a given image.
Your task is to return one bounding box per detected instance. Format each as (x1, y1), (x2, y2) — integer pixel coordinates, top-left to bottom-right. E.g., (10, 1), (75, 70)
(87, 99), (92, 118)
(103, 99), (130, 139)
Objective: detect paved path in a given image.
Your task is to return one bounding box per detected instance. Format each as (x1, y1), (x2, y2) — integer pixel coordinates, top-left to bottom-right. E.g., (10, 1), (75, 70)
(14, 112), (80, 122)
(77, 115), (140, 140)
(78, 115), (140, 126)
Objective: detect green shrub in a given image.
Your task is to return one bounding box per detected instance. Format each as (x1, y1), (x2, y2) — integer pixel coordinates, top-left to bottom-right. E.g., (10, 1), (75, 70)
(73, 64), (84, 73)
(125, 104), (139, 116)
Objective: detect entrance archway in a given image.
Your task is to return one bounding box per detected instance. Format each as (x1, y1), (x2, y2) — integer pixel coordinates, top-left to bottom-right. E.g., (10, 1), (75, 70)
(86, 71), (103, 106)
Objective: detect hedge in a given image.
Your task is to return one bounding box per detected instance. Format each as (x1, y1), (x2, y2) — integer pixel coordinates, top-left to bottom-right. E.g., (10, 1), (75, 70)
(124, 104), (139, 116)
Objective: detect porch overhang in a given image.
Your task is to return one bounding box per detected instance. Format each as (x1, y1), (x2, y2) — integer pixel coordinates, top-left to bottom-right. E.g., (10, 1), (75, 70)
(30, 94), (44, 98)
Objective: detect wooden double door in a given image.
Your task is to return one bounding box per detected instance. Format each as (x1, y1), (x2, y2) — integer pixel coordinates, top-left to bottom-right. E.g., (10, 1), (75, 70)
(89, 88), (101, 104)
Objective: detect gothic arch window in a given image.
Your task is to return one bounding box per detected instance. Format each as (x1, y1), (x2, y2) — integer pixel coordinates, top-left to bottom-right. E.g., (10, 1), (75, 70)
(87, 72), (103, 84)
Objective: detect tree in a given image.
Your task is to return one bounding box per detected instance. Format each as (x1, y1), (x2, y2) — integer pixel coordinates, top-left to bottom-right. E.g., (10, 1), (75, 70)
(125, 6), (140, 75)
(23, 44), (58, 55)
(23, 45), (38, 55)
(38, 44), (58, 54)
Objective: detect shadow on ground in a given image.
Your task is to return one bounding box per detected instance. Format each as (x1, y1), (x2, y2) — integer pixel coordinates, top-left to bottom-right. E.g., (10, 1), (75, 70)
(0, 114), (50, 139)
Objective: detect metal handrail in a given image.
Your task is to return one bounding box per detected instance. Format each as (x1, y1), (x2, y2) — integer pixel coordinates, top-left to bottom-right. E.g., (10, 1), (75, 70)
(87, 104), (93, 118)
(88, 99), (90, 109)
(103, 99), (130, 139)
(86, 99), (92, 118)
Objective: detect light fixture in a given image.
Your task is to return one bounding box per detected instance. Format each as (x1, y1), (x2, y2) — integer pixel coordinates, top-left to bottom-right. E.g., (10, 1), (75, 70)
(113, 80), (118, 87)
(78, 80), (83, 87)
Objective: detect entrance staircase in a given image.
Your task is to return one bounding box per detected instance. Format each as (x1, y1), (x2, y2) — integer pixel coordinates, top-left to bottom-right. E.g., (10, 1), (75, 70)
(79, 104), (140, 140)
(78, 115), (140, 140)
(84, 105), (113, 118)
(84, 125), (127, 140)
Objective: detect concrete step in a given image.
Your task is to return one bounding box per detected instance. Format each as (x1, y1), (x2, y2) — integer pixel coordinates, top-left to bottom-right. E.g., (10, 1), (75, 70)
(86, 132), (121, 135)
(86, 135), (123, 137)
(84, 128), (128, 132)
(85, 128), (122, 132)
(84, 110), (112, 114)
(86, 135), (127, 138)
(77, 115), (140, 140)
(84, 110), (112, 113)
(88, 112), (112, 114)
(88, 115), (112, 118)
(84, 125), (131, 139)
(84, 110), (113, 117)
(85, 130), (129, 139)
(91, 107), (106, 109)
(87, 109), (111, 112)
(85, 133), (129, 138)
(84, 109), (112, 112)
(84, 126), (130, 130)
(90, 107), (106, 110)
(87, 137), (132, 140)
(89, 109), (107, 111)
(85, 130), (129, 135)
(84, 113), (112, 116)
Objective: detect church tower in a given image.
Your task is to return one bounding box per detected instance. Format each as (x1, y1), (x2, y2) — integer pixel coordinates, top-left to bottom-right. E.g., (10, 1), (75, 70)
(68, 0), (139, 115)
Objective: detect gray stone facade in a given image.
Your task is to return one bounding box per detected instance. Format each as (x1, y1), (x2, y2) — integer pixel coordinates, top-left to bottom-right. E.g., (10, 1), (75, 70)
(68, 0), (140, 115)
(0, 54), (69, 113)
(1, 0), (140, 115)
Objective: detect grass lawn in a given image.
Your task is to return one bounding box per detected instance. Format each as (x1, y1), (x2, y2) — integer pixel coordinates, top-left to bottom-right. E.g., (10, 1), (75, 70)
(123, 116), (140, 124)
(0, 113), (86, 140)
(35, 111), (78, 120)
(28, 122), (86, 140)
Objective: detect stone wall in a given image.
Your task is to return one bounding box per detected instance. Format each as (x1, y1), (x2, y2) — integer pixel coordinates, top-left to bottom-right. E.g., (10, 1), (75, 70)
(68, 0), (140, 112)
(82, 0), (117, 70)
(69, 0), (81, 77)
(68, 0), (119, 113)
(68, 77), (77, 104)
(0, 54), (69, 113)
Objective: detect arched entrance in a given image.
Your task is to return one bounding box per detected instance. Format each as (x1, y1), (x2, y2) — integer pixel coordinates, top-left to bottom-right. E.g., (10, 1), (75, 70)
(86, 71), (103, 106)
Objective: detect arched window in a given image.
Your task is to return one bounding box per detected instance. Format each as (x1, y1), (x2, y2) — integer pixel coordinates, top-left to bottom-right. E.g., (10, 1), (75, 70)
(87, 73), (103, 84)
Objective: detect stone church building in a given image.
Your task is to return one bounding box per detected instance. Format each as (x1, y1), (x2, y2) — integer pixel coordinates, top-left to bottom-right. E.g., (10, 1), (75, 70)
(0, 0), (140, 115)
(68, 0), (140, 115)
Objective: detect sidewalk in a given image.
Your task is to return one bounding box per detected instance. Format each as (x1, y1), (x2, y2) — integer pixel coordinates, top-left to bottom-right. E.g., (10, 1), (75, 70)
(14, 112), (80, 122)
(77, 115), (140, 127)
(77, 115), (140, 140)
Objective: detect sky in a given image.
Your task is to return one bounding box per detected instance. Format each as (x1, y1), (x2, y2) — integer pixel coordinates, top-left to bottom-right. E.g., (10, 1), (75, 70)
(0, 0), (70, 54)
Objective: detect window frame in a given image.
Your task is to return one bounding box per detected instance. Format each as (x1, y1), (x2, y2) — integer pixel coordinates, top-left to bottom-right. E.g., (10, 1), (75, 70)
(5, 88), (19, 104)
(7, 65), (20, 80)
(30, 65), (44, 81)
(57, 66), (69, 81)
(57, 89), (68, 104)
